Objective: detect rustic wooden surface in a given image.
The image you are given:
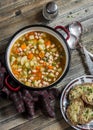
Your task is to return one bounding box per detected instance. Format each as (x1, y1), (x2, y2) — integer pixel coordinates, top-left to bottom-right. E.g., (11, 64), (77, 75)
(0, 0), (93, 130)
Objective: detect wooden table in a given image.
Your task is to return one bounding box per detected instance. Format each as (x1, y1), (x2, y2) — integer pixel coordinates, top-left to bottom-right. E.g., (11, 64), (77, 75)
(0, 0), (93, 130)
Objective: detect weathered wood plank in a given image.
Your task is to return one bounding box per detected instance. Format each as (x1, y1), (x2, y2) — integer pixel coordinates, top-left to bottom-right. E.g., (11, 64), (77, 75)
(0, 0), (93, 130)
(0, 0), (93, 41)
(41, 120), (74, 130)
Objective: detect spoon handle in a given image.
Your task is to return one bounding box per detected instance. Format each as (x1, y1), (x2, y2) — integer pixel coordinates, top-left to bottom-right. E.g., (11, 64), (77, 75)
(83, 47), (93, 74)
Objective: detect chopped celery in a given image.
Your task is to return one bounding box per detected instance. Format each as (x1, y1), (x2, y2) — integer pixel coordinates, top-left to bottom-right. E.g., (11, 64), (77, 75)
(25, 82), (31, 86)
(38, 43), (45, 51)
(21, 56), (27, 65)
(10, 56), (16, 65)
(25, 62), (30, 68)
(48, 73), (55, 78)
(38, 39), (44, 44)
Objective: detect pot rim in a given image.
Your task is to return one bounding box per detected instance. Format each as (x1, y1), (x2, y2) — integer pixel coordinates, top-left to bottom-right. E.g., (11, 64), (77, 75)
(5, 24), (71, 90)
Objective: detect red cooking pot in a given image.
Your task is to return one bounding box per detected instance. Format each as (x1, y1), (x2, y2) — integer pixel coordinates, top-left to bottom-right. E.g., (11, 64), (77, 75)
(5, 24), (71, 91)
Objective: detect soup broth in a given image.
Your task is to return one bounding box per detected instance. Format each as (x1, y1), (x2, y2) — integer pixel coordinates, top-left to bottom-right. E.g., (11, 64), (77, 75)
(10, 31), (66, 88)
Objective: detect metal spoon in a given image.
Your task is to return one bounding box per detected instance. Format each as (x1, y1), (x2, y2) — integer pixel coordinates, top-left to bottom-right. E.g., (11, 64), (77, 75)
(65, 21), (82, 50)
(67, 21), (82, 40)
(67, 21), (93, 74)
(67, 21), (93, 56)
(67, 34), (78, 50)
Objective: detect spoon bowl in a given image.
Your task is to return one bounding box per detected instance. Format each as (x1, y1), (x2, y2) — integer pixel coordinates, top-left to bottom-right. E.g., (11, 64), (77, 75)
(67, 34), (78, 50)
(68, 21), (82, 39)
(66, 21), (83, 49)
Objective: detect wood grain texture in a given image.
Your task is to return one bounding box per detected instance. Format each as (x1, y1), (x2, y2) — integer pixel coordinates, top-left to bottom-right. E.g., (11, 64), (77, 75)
(0, 0), (93, 130)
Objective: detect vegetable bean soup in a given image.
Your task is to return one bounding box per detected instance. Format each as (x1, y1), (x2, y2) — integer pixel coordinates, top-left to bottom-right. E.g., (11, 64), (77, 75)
(10, 31), (66, 88)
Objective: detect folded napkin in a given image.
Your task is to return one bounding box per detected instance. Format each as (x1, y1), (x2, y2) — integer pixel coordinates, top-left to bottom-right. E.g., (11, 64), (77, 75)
(83, 47), (93, 74)
(1, 87), (60, 119)
(0, 62), (6, 89)
(0, 61), (60, 119)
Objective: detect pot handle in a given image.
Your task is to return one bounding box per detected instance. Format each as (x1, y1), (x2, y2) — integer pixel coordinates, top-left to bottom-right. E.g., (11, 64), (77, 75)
(5, 75), (20, 92)
(55, 26), (70, 40)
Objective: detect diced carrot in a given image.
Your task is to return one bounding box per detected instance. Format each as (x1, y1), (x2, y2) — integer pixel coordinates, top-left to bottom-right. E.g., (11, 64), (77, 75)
(39, 51), (45, 58)
(28, 32), (34, 35)
(27, 53), (34, 60)
(38, 72), (42, 77)
(21, 43), (27, 50)
(43, 62), (47, 66)
(36, 66), (41, 71)
(34, 76), (39, 80)
(45, 40), (51, 46)
(38, 72), (42, 78)
(13, 60), (17, 65)
(34, 72), (42, 80)
(12, 70), (20, 76)
(33, 39), (38, 44)
(25, 32), (34, 40)
(48, 65), (53, 69)
(37, 72), (42, 79)
(15, 48), (19, 54)
(25, 34), (29, 40)
(12, 48), (19, 54)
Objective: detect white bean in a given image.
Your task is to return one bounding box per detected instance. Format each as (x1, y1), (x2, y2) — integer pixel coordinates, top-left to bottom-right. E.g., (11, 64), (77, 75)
(56, 72), (59, 76)
(17, 68), (22, 72)
(38, 83), (43, 88)
(34, 32), (38, 35)
(45, 52), (50, 57)
(30, 77), (34, 80)
(40, 60), (44, 63)
(51, 44), (55, 48)
(29, 35), (34, 40)
(28, 79), (32, 82)
(43, 81), (49, 86)
(49, 55), (53, 60)
(35, 36), (39, 39)
(24, 78), (27, 82)
(32, 70), (37, 73)
(37, 57), (40, 60)
(28, 70), (31, 74)
(19, 48), (22, 52)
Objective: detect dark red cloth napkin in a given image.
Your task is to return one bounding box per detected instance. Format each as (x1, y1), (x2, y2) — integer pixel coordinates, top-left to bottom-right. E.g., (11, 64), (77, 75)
(1, 87), (60, 119)
(0, 61), (60, 119)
